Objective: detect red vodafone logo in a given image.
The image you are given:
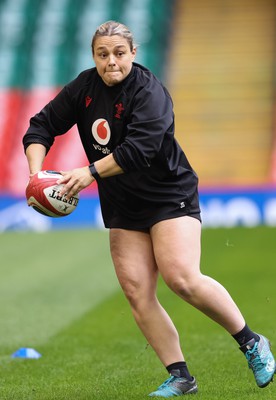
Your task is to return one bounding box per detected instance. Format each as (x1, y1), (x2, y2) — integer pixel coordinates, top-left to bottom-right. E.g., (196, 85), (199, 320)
(91, 119), (111, 145)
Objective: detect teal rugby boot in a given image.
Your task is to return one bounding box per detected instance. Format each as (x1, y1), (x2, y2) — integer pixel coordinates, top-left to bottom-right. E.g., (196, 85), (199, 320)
(240, 334), (276, 388)
(148, 375), (198, 397)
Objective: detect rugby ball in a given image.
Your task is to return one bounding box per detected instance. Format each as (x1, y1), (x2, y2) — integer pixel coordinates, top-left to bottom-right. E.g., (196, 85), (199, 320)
(26, 170), (79, 218)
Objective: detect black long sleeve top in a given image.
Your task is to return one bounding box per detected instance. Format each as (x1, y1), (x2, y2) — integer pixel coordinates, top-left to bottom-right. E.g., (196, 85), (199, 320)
(23, 63), (199, 228)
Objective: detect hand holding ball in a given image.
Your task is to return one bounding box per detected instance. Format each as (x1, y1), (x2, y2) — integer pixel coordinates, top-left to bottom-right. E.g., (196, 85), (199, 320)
(26, 170), (79, 217)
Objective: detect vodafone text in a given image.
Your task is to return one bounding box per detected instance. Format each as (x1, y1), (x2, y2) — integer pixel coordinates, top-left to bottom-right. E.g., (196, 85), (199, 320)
(93, 144), (111, 154)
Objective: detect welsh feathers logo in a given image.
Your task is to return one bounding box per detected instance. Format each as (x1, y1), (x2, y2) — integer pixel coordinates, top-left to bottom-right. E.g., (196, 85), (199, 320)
(91, 119), (111, 145)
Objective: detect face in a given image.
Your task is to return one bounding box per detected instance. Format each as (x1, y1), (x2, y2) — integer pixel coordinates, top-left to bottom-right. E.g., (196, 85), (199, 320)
(93, 35), (136, 86)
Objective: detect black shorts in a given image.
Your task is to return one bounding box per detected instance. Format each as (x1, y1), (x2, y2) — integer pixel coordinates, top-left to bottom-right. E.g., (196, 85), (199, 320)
(105, 190), (201, 231)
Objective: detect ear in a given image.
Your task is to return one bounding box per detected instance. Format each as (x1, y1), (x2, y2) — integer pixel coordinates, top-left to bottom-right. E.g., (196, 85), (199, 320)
(131, 47), (137, 61)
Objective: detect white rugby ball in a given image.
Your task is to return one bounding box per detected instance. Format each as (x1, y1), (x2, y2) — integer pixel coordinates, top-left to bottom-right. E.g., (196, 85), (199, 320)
(26, 170), (79, 217)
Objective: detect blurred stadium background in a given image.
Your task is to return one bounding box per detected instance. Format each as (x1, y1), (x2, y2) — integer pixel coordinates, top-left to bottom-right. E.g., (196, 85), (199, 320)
(0, 0), (276, 231)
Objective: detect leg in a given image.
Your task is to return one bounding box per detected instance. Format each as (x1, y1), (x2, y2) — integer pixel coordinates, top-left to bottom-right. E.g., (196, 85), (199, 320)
(109, 228), (184, 366)
(151, 216), (276, 389)
(150, 216), (245, 334)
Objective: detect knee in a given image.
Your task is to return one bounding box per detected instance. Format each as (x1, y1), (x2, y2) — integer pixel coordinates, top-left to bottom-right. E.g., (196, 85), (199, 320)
(122, 281), (140, 307)
(121, 280), (145, 309)
(121, 280), (156, 312)
(165, 274), (200, 301)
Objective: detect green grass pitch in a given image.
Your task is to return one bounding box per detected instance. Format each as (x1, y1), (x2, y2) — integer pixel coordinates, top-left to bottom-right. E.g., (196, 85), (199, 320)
(0, 227), (275, 399)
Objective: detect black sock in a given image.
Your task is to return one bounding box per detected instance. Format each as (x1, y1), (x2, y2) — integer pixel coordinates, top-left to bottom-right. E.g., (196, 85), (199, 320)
(232, 324), (260, 347)
(166, 361), (193, 381)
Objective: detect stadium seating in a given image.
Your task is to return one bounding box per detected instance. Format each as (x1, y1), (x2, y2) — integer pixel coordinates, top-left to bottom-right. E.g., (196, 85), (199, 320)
(167, 0), (276, 186)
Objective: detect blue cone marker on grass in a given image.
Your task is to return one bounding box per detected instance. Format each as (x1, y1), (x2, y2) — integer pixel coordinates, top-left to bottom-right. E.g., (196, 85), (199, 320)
(12, 348), (42, 359)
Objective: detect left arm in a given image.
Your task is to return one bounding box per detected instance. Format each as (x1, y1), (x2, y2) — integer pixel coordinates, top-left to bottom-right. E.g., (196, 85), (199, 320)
(112, 81), (173, 172)
(58, 153), (123, 198)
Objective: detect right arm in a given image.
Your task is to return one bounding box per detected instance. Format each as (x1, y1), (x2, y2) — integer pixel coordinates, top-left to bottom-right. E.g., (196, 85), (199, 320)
(25, 143), (47, 176)
(23, 82), (78, 161)
(23, 82), (77, 177)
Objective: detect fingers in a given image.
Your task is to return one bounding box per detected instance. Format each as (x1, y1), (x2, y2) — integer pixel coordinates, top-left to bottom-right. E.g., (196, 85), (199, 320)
(57, 174), (80, 198)
(63, 183), (82, 199)
(59, 184), (80, 199)
(56, 167), (93, 198)
(56, 171), (70, 185)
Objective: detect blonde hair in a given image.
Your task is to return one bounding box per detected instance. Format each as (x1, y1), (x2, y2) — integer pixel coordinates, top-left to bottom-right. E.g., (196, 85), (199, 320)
(91, 20), (135, 55)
